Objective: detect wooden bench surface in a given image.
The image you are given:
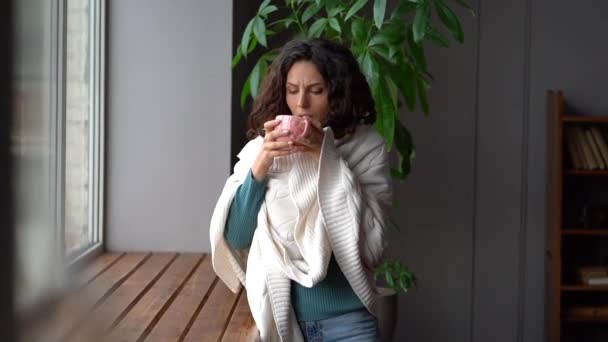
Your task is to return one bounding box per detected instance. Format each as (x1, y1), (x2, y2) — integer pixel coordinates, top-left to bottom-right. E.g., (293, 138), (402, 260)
(26, 253), (258, 342)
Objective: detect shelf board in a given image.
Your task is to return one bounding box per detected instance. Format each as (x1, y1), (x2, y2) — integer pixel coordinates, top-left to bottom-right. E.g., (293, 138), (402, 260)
(562, 229), (608, 236)
(562, 115), (608, 123)
(564, 169), (608, 175)
(562, 315), (608, 323)
(562, 284), (608, 291)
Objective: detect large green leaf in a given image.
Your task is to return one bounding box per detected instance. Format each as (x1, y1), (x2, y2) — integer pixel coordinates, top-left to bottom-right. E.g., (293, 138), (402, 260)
(373, 0), (387, 29)
(259, 0), (272, 11)
(259, 4), (278, 17)
(360, 51), (380, 91)
(416, 76), (429, 114)
(392, 120), (414, 179)
(350, 18), (368, 46)
(435, 0), (464, 43)
(369, 21), (405, 46)
(247, 35), (259, 54)
(374, 81), (395, 150)
(371, 45), (396, 64)
(388, 44), (399, 60)
(253, 17), (268, 47)
(399, 277), (410, 291)
(250, 60), (264, 99)
(345, 0), (368, 21)
(327, 4), (345, 17)
(407, 28), (427, 70)
(232, 45), (243, 69)
(413, 1), (430, 43)
(302, 2), (322, 23)
(386, 76), (399, 110)
(328, 18), (341, 33)
(385, 270), (395, 288)
(426, 26), (450, 47)
(383, 60), (414, 110)
(240, 20), (254, 57)
(360, 51), (373, 78)
(240, 74), (251, 108)
(308, 18), (328, 38)
(391, 0), (417, 19)
(400, 64), (417, 112)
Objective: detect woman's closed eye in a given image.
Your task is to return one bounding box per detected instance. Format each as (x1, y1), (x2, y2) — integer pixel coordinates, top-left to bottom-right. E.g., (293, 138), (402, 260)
(286, 88), (324, 95)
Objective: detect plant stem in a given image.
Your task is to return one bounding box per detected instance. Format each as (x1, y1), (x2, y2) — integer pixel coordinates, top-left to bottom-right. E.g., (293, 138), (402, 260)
(288, 1), (307, 35)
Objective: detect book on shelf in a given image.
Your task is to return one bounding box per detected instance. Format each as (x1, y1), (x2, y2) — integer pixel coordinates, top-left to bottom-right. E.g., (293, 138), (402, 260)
(579, 266), (608, 285)
(564, 125), (608, 170)
(585, 128), (606, 169)
(565, 127), (584, 169)
(573, 127), (590, 169)
(591, 126), (608, 167)
(574, 126), (597, 169)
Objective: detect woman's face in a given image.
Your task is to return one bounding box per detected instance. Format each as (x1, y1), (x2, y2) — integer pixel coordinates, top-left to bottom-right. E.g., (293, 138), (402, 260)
(285, 61), (330, 124)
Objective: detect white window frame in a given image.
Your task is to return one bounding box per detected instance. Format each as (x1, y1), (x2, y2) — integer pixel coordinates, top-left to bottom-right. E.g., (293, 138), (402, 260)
(64, 0), (106, 267)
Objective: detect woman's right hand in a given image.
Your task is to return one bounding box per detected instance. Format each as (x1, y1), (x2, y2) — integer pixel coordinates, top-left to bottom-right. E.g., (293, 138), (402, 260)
(251, 118), (301, 181)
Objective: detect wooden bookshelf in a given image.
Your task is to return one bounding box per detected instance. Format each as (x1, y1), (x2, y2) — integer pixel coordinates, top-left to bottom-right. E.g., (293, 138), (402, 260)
(546, 90), (608, 342)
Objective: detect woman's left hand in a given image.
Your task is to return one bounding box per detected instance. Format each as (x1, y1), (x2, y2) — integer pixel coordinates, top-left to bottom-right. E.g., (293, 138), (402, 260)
(295, 118), (325, 159)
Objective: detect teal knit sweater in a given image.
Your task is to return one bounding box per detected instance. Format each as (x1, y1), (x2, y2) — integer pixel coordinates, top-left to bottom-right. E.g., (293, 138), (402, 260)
(223, 170), (365, 321)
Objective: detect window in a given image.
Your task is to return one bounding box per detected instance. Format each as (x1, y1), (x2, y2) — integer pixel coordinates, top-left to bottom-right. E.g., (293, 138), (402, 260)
(12, 0), (105, 310)
(65, 0), (105, 259)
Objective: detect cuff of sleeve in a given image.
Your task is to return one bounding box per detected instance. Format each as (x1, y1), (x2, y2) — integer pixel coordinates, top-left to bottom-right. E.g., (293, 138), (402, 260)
(244, 168), (268, 190)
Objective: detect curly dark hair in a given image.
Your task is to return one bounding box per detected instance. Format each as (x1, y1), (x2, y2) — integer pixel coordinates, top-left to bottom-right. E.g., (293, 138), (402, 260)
(246, 38), (376, 140)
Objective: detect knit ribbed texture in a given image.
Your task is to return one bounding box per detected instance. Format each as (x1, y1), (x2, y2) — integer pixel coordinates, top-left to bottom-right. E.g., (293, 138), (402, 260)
(317, 128), (377, 313)
(223, 163), (363, 322)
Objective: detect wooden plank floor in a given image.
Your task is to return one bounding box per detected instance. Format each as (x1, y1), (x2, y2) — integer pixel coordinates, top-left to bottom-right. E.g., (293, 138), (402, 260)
(35, 253), (258, 342)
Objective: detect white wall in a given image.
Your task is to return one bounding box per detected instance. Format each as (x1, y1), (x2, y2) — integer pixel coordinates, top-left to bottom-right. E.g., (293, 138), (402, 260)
(106, 0), (231, 252)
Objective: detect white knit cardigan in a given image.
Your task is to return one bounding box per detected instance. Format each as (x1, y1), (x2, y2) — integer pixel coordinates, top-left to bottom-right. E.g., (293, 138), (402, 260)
(209, 125), (392, 342)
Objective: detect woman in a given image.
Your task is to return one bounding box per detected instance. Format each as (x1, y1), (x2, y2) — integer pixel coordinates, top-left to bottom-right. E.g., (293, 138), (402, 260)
(210, 38), (392, 342)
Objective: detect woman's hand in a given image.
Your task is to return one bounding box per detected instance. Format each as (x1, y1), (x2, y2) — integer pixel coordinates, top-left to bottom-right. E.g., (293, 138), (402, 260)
(251, 118), (303, 180)
(295, 118), (325, 160)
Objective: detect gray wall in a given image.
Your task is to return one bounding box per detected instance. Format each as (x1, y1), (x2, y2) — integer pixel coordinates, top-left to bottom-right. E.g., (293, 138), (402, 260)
(390, 0), (608, 341)
(106, 0), (232, 252)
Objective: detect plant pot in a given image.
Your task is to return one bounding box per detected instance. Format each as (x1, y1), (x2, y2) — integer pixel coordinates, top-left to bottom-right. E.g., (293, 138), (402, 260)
(375, 287), (398, 342)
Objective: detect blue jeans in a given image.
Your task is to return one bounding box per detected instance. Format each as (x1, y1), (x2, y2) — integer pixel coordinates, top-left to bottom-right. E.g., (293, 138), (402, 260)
(298, 308), (381, 342)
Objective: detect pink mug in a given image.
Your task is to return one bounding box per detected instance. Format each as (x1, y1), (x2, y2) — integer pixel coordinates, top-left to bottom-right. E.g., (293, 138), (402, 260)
(275, 115), (310, 142)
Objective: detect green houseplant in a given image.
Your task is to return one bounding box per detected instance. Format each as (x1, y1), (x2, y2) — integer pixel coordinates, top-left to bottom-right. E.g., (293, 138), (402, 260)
(233, 0), (473, 294)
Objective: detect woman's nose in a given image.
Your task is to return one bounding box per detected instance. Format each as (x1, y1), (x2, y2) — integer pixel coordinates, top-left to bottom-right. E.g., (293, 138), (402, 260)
(297, 92), (308, 108)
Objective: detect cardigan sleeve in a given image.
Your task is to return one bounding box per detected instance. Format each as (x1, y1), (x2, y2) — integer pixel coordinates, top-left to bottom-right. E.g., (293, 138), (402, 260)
(317, 127), (392, 270)
(209, 137), (264, 293)
(353, 142), (391, 269)
(224, 169), (268, 249)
